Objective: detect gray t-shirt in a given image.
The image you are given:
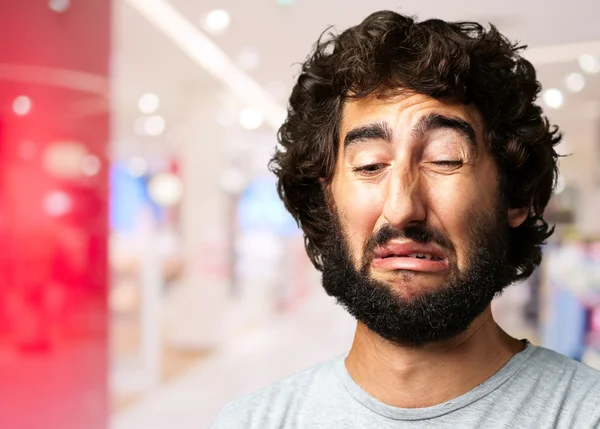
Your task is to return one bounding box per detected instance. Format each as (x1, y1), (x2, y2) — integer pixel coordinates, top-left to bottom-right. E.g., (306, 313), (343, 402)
(210, 341), (600, 428)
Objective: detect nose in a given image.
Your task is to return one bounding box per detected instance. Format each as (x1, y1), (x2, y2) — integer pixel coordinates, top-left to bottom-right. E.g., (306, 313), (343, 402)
(381, 162), (427, 229)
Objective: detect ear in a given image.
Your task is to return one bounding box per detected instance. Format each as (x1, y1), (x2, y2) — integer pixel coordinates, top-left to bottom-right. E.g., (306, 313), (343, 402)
(507, 206), (529, 228)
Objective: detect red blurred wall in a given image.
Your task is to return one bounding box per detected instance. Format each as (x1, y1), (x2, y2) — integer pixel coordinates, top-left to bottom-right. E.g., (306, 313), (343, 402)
(0, 1), (110, 428)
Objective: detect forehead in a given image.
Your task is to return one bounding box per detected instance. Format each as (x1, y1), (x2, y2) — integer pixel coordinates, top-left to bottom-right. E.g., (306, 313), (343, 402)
(340, 92), (485, 142)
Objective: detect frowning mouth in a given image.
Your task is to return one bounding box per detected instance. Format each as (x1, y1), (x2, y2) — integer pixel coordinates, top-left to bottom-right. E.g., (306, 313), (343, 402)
(381, 253), (443, 261)
(370, 241), (449, 273)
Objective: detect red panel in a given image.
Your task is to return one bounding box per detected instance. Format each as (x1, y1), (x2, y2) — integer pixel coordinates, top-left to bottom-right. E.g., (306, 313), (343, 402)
(0, 2), (110, 428)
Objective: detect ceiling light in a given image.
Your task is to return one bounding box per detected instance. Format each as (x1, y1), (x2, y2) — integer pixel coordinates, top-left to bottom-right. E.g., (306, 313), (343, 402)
(44, 191), (72, 217)
(578, 54), (600, 74)
(239, 107), (263, 130)
(542, 88), (564, 109)
(125, 0), (286, 129)
(13, 95), (32, 116)
(565, 72), (585, 92)
(148, 173), (183, 207)
(48, 0), (70, 13)
(138, 93), (160, 114)
(143, 115), (166, 136)
(204, 9), (230, 34)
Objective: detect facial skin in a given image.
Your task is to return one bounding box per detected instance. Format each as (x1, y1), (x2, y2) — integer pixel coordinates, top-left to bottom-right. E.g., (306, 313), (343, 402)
(323, 92), (528, 347)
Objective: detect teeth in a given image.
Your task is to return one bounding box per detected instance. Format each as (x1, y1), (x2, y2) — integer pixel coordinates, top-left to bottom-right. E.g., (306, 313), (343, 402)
(408, 253), (431, 260)
(407, 253), (442, 261)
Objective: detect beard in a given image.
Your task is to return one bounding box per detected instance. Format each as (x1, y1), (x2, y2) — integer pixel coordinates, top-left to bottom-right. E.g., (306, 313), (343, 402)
(321, 204), (513, 347)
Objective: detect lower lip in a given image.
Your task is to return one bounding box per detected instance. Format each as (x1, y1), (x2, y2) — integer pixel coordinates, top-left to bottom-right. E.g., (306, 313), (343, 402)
(371, 257), (449, 273)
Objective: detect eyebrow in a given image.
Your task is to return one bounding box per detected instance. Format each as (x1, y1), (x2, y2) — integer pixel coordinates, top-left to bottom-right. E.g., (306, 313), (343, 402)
(411, 113), (477, 150)
(343, 121), (394, 148)
(343, 113), (478, 151)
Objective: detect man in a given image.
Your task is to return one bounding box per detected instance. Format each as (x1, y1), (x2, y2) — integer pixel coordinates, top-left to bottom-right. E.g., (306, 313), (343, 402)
(211, 10), (600, 428)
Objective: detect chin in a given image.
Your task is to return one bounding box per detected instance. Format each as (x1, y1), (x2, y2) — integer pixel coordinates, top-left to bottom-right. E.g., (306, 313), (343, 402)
(372, 270), (448, 295)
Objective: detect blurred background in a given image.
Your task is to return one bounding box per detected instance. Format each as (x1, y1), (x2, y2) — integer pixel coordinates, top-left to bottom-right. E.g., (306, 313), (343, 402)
(0, 0), (599, 428)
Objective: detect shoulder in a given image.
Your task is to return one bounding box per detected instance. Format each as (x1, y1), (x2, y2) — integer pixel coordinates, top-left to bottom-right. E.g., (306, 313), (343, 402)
(528, 345), (600, 384)
(527, 346), (600, 426)
(525, 345), (600, 407)
(209, 354), (345, 429)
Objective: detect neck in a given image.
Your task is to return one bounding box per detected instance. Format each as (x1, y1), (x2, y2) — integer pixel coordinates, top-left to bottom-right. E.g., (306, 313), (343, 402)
(345, 307), (524, 408)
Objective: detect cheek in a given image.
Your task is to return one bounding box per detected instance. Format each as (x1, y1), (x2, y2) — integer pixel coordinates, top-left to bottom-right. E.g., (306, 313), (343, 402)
(427, 173), (496, 269)
(434, 199), (471, 270)
(332, 178), (384, 259)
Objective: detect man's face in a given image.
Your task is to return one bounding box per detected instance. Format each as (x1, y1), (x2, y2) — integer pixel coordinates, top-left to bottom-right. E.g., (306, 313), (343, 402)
(323, 92), (522, 346)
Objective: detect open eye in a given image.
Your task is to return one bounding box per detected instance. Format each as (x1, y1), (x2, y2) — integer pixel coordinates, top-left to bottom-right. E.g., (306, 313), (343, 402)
(352, 163), (387, 176)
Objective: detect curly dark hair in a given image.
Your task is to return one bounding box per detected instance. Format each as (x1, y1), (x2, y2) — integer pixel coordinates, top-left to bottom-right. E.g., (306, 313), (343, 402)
(269, 10), (561, 284)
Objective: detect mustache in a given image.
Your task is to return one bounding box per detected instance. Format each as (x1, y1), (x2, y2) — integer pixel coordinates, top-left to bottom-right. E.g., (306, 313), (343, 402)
(364, 223), (455, 256)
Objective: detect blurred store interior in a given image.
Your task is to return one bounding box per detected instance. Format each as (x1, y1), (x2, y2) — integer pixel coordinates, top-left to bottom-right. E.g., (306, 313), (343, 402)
(1, 1), (600, 428)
